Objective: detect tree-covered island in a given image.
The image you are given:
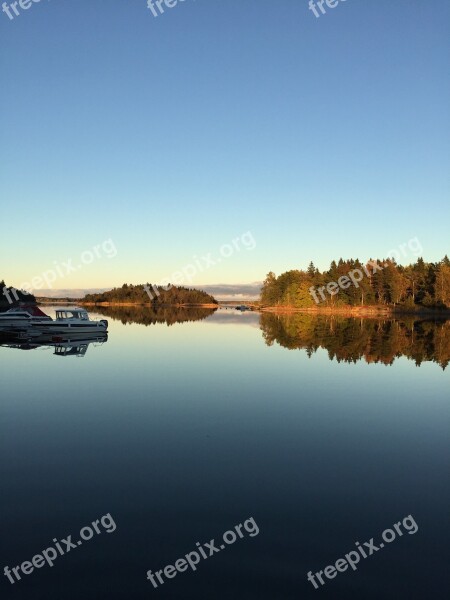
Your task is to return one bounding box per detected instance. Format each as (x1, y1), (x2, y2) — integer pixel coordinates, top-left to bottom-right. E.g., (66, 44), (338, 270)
(82, 283), (218, 307)
(261, 256), (450, 313)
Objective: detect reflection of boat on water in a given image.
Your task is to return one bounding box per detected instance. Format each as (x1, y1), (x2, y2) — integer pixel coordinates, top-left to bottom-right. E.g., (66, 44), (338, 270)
(52, 336), (108, 357)
(53, 344), (91, 357)
(0, 330), (108, 358)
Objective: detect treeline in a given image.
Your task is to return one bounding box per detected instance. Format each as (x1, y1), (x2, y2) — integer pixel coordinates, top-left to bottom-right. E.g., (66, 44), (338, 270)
(260, 313), (450, 369)
(0, 280), (36, 309)
(261, 257), (450, 310)
(83, 283), (217, 306)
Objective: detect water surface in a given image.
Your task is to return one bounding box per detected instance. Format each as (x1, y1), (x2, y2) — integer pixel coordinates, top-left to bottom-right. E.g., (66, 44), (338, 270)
(1, 308), (449, 599)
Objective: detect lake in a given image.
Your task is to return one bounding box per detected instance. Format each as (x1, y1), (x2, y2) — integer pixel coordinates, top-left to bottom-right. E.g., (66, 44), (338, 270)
(1, 308), (449, 599)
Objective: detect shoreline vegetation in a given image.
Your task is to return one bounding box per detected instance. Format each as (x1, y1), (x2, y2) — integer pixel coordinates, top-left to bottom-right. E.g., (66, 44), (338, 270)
(34, 299), (218, 309)
(260, 305), (450, 316)
(0, 281), (219, 311)
(79, 299), (258, 309)
(0, 281), (36, 308)
(81, 283), (218, 307)
(80, 301), (219, 308)
(260, 256), (450, 316)
(2, 256), (450, 318)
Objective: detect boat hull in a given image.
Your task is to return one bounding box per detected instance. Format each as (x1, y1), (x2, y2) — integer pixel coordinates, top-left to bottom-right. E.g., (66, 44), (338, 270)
(0, 318), (51, 328)
(33, 323), (108, 335)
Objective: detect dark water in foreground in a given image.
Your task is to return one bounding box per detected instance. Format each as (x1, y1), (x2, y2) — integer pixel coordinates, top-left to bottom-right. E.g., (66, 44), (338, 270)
(1, 308), (449, 600)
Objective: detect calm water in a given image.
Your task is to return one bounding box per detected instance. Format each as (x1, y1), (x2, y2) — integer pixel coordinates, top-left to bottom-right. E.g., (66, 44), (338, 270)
(1, 308), (449, 599)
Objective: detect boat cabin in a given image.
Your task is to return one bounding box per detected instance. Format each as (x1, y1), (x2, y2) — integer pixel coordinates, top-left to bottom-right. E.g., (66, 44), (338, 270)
(55, 308), (90, 321)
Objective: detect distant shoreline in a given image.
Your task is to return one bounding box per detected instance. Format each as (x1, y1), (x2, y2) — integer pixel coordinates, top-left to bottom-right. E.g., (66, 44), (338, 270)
(29, 298), (450, 317)
(260, 305), (450, 317)
(79, 301), (219, 309)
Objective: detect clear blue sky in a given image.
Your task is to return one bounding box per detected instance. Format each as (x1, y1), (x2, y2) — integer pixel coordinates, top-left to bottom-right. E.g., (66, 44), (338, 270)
(1, 0), (449, 291)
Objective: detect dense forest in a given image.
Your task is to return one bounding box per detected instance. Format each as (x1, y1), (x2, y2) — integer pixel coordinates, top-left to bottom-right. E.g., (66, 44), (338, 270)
(261, 257), (450, 310)
(83, 283), (217, 306)
(0, 280), (36, 309)
(260, 313), (450, 369)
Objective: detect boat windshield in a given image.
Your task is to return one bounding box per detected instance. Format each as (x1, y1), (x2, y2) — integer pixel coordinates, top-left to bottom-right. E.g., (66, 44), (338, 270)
(56, 310), (89, 320)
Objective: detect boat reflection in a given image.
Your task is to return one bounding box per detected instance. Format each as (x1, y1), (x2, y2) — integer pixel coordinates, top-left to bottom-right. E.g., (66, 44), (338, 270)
(0, 330), (108, 358)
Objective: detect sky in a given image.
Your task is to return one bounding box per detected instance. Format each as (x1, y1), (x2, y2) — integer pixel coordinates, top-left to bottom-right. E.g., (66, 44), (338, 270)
(1, 0), (449, 294)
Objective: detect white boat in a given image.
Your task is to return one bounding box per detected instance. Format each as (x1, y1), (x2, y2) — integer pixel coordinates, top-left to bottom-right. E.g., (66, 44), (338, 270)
(35, 308), (108, 334)
(0, 305), (52, 327)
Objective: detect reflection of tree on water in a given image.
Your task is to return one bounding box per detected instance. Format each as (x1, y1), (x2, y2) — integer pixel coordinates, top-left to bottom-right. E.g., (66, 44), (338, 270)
(92, 305), (217, 326)
(260, 313), (450, 369)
